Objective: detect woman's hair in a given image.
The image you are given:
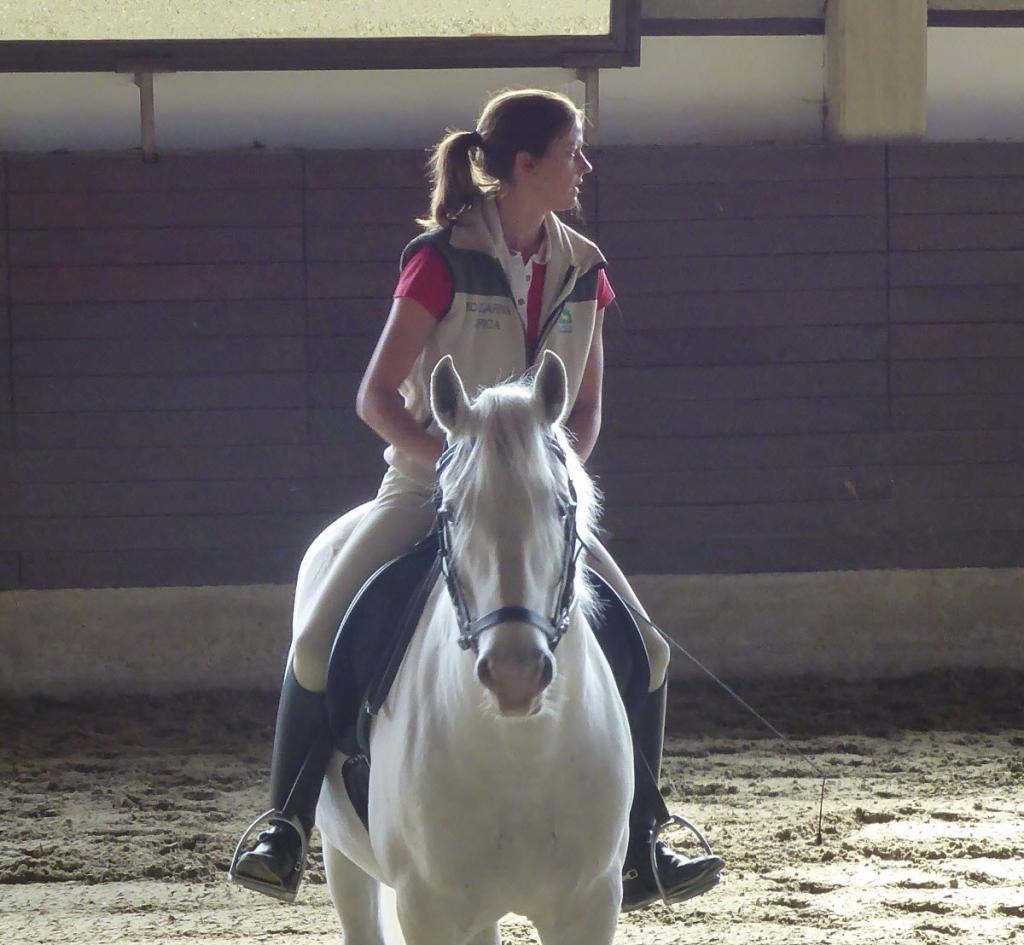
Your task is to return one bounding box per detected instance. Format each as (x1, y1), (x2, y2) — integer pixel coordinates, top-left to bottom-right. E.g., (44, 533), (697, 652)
(418, 88), (584, 230)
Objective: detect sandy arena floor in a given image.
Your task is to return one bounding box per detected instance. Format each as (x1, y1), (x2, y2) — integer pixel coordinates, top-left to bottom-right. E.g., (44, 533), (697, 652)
(2, 672), (1022, 945)
(7, 1), (607, 41)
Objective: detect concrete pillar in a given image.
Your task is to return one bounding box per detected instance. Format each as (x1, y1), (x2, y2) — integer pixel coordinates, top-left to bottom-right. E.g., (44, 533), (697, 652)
(825, 0), (927, 140)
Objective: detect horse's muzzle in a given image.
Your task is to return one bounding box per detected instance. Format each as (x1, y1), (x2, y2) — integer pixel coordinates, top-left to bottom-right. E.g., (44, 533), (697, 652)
(476, 638), (554, 717)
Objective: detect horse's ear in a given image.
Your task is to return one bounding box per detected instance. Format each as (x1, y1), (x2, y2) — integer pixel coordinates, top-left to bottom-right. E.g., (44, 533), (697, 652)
(533, 349), (568, 427)
(431, 355), (471, 437)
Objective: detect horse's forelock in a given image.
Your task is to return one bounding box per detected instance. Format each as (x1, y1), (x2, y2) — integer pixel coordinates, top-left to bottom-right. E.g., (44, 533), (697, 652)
(437, 379), (600, 620)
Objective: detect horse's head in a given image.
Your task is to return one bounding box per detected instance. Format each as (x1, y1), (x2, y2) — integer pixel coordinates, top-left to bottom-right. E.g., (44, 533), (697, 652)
(430, 351), (599, 719)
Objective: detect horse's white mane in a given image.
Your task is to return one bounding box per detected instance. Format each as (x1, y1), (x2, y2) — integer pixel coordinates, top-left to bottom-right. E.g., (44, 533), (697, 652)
(436, 377), (602, 624)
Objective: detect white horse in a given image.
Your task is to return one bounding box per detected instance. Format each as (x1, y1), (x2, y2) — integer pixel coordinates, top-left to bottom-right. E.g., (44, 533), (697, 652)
(306, 351), (634, 945)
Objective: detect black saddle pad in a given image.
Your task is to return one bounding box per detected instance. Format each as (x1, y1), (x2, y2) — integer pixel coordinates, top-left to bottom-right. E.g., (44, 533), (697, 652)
(324, 533), (440, 758)
(589, 574), (651, 720)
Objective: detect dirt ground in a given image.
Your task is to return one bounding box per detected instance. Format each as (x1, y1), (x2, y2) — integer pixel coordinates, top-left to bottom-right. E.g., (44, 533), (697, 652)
(7, 0), (607, 40)
(2, 671), (1022, 945)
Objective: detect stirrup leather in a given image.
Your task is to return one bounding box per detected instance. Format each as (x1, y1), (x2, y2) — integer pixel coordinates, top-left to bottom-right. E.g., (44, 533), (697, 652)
(651, 815), (722, 906)
(227, 810), (309, 904)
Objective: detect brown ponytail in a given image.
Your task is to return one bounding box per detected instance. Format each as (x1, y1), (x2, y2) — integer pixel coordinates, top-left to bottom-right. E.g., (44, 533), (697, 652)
(418, 89), (583, 231)
(418, 129), (487, 229)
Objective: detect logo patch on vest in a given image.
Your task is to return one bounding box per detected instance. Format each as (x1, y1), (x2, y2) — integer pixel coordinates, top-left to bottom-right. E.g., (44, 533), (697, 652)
(557, 309), (573, 333)
(467, 301), (511, 316)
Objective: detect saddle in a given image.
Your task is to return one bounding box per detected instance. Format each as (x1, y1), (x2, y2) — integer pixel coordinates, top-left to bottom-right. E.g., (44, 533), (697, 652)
(324, 532), (651, 831)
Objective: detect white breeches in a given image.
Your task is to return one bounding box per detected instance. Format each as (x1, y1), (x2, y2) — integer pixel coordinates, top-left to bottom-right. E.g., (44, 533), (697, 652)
(290, 467), (670, 694)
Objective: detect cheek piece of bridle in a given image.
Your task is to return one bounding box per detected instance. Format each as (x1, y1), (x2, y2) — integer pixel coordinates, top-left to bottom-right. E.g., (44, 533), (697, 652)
(434, 436), (581, 655)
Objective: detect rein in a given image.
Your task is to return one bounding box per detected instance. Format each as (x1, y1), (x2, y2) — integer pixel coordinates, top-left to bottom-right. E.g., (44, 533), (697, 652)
(571, 533), (830, 846)
(434, 436), (581, 654)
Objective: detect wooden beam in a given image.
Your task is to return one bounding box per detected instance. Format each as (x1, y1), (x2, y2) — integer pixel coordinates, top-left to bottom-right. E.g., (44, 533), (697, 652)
(0, 32), (633, 74)
(642, 0), (825, 15)
(929, 0), (1024, 11)
(642, 17), (823, 34)
(929, 10), (1024, 26)
(641, 1), (1024, 35)
(641, 0), (1024, 17)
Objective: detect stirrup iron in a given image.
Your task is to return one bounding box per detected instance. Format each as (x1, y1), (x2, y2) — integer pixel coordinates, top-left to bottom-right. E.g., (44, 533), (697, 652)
(651, 814), (722, 906)
(227, 810), (309, 904)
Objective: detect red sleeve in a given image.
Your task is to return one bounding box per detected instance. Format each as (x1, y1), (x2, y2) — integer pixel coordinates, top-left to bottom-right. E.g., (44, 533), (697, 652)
(393, 246), (452, 320)
(596, 268), (615, 310)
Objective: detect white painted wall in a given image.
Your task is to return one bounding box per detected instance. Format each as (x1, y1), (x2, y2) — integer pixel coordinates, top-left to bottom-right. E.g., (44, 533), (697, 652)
(926, 27), (1024, 140)
(601, 36), (823, 143)
(0, 38), (824, 152)
(3, 568), (1022, 695)
(2, 31), (1022, 152)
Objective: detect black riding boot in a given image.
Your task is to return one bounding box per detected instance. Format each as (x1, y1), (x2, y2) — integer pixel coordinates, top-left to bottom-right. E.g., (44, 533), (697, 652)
(230, 661), (333, 902)
(621, 680), (725, 912)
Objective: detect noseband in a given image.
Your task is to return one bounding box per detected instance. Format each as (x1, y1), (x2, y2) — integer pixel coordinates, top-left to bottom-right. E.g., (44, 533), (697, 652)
(434, 436), (581, 655)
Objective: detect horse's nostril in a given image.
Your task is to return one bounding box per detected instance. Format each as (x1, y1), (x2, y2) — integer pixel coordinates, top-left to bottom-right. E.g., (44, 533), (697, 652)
(539, 655), (554, 690)
(476, 657), (495, 689)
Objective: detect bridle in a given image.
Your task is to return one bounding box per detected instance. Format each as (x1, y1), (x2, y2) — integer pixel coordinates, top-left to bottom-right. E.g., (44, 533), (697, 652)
(434, 435), (581, 655)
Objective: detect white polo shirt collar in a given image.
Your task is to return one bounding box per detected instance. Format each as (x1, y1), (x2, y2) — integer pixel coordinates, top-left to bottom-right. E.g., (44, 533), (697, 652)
(481, 197), (550, 320)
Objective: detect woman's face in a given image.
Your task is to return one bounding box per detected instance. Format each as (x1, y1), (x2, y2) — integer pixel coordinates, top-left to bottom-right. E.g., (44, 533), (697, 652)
(522, 117), (593, 212)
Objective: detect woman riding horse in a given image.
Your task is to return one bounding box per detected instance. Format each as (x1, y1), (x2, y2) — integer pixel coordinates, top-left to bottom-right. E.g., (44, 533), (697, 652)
(230, 87), (724, 911)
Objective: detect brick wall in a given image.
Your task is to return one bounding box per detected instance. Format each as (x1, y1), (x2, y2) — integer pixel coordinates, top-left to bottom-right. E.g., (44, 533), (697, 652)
(1, 143), (1022, 588)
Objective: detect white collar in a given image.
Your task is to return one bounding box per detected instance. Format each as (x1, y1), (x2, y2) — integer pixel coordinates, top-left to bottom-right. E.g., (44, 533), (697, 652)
(482, 197), (551, 267)
(502, 229), (549, 267)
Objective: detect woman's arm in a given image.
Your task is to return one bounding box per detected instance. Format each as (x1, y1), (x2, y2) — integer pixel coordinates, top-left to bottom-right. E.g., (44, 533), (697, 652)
(356, 297), (444, 472)
(564, 308), (604, 463)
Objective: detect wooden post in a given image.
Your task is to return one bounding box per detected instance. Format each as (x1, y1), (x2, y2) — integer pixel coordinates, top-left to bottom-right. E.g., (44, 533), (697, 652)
(117, 60), (174, 162)
(825, 0), (927, 140)
(134, 72), (157, 162)
(575, 67), (600, 148)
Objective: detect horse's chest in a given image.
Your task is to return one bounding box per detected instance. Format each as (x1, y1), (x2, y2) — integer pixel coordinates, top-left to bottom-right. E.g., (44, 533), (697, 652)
(375, 737), (626, 893)
(369, 661), (632, 903)
(392, 793), (597, 906)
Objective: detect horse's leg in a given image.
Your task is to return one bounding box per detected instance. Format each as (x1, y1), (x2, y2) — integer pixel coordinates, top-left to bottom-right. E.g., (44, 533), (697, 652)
(532, 874), (621, 945)
(323, 841), (389, 945)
